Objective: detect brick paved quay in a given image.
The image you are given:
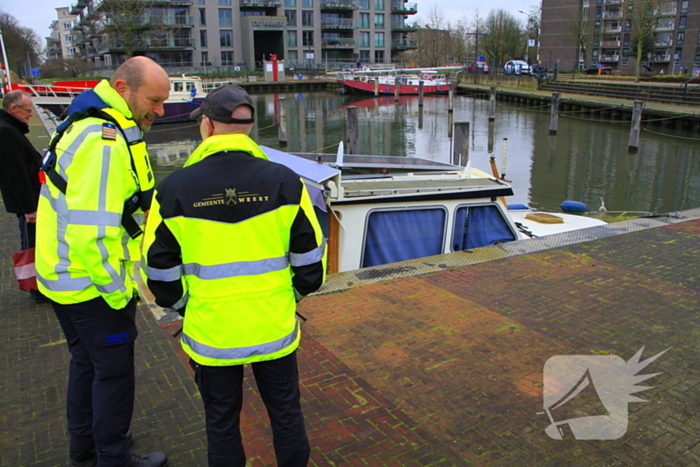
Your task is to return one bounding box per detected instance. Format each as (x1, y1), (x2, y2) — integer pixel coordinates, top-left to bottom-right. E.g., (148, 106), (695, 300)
(2, 102), (698, 466)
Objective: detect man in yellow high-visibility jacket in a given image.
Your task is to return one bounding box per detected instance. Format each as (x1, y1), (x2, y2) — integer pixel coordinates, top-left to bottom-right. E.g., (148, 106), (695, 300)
(142, 84), (326, 467)
(36, 56), (170, 467)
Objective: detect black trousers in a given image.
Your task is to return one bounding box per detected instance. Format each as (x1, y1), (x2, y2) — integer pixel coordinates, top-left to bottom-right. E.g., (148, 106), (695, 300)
(190, 351), (310, 467)
(52, 297), (137, 467)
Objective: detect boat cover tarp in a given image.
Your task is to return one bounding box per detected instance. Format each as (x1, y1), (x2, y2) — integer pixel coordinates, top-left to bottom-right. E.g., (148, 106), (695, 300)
(261, 146), (339, 212)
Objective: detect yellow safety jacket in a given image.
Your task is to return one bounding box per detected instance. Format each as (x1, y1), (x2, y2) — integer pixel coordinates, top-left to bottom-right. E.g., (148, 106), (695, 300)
(36, 80), (155, 310)
(142, 134), (326, 366)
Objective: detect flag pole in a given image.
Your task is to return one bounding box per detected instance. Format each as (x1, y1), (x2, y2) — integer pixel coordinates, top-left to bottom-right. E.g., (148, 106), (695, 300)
(0, 26), (12, 91)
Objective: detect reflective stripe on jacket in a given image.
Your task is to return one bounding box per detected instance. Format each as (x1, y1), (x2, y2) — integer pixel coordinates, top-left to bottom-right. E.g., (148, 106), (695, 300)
(142, 134), (326, 366)
(36, 80), (153, 309)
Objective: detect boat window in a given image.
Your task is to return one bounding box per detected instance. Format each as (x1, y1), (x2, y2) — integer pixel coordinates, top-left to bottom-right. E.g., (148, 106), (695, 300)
(186, 82), (195, 90)
(451, 205), (516, 251)
(362, 207), (446, 268)
(173, 82), (184, 92)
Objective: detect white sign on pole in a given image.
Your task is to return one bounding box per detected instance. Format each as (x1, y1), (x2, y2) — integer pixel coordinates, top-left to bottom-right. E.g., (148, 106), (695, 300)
(528, 39), (536, 47)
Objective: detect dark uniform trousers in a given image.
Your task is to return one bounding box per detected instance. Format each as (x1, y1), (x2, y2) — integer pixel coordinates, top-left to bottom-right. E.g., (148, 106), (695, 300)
(190, 351), (310, 467)
(52, 296), (137, 466)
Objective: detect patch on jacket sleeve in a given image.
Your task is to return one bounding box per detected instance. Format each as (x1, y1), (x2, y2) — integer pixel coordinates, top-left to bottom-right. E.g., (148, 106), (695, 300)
(102, 123), (117, 141)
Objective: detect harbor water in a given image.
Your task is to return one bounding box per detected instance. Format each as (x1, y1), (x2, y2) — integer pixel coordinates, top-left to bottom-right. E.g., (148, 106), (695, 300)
(144, 91), (700, 214)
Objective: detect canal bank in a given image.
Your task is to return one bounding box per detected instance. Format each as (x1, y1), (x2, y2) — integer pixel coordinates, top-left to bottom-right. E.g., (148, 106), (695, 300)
(10, 101), (700, 466)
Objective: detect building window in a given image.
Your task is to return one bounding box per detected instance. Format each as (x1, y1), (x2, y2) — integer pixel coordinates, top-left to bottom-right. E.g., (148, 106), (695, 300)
(284, 0), (296, 5)
(219, 9), (232, 27)
(374, 50), (384, 63)
(201, 51), (209, 65)
(64, 34), (74, 43)
(198, 0), (204, 3)
(302, 0), (313, 6)
(374, 0), (384, 10)
(679, 16), (687, 30)
(288, 30), (297, 47)
(360, 12), (369, 28)
(374, 32), (384, 47)
(302, 10), (313, 27)
(675, 48), (682, 61)
(200, 30), (208, 47)
(67, 47), (75, 55)
(374, 13), (384, 28)
(199, 8), (206, 26)
(595, 6), (601, 19)
(359, 0), (369, 8)
(677, 32), (685, 46)
(624, 19), (631, 32)
(681, 1), (689, 14)
(220, 30), (233, 47)
(219, 0), (231, 4)
(623, 33), (630, 47)
(64, 22), (72, 29)
(288, 50), (298, 62)
(221, 51), (234, 66)
(302, 30), (314, 47)
(285, 10), (297, 26)
(359, 31), (369, 47)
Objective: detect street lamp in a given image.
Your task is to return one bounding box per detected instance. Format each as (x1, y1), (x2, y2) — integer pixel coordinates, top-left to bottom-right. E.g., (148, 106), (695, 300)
(518, 10), (540, 64)
(465, 31), (488, 84)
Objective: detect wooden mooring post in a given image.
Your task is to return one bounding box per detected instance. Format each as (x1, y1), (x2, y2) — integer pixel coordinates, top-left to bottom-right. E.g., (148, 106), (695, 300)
(448, 85), (454, 113)
(374, 78), (379, 97)
(394, 77), (400, 101)
(452, 122), (469, 166)
(628, 100), (644, 152)
(419, 81), (424, 107)
(488, 86), (497, 121)
(346, 106), (358, 154)
(549, 93), (560, 135)
(278, 97), (287, 145)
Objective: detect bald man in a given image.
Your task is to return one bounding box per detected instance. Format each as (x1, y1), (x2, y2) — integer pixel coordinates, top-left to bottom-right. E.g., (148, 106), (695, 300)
(36, 56), (170, 467)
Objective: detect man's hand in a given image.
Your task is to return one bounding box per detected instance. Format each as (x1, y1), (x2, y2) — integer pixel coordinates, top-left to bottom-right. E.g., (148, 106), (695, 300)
(25, 212), (37, 223)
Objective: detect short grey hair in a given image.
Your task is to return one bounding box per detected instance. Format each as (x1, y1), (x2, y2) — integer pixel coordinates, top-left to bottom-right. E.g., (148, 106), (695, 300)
(3, 90), (30, 111)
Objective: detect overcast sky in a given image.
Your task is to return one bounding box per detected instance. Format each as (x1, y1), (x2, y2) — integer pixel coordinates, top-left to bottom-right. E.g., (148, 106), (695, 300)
(1, 0), (533, 44)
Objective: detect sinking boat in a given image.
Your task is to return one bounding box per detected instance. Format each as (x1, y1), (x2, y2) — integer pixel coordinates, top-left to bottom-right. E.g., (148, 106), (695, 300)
(260, 147), (607, 273)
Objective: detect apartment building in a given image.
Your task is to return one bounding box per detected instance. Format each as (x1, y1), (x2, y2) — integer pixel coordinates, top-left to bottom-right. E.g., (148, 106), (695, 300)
(541, 0), (700, 74)
(65, 0), (418, 69)
(46, 7), (79, 61)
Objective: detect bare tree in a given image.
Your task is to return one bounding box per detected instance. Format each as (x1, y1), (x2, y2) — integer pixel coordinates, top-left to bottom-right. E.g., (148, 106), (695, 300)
(567, 6), (593, 69)
(483, 9), (526, 69)
(0, 11), (41, 80)
(40, 57), (95, 78)
(628, 0), (662, 82)
(98, 0), (174, 59)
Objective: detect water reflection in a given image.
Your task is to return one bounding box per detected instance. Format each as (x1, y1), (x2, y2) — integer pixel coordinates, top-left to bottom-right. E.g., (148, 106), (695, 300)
(145, 91), (700, 213)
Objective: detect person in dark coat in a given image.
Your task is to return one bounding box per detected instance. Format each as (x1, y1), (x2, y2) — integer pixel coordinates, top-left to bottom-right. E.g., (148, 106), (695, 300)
(0, 90), (45, 301)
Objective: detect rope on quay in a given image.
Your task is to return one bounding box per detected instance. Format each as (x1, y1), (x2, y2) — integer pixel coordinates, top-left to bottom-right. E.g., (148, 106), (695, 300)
(641, 127), (700, 141)
(641, 114), (689, 123)
(559, 113), (627, 124)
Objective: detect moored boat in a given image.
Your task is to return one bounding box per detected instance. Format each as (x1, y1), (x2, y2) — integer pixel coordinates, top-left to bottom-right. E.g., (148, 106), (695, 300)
(336, 68), (457, 95)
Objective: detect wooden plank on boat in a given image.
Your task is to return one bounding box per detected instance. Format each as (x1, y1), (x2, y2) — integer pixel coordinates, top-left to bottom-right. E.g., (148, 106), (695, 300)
(524, 213), (564, 224)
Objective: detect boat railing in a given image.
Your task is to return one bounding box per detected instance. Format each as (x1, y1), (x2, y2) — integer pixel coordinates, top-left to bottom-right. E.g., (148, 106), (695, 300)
(19, 83), (92, 99)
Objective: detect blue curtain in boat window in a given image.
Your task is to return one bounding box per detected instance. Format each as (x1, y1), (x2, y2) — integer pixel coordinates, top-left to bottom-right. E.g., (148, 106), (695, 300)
(362, 209), (446, 268)
(452, 205), (516, 251)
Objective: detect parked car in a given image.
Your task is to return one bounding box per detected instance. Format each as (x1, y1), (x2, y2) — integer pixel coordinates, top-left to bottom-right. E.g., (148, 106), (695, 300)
(583, 64), (613, 75)
(504, 60), (532, 75)
(467, 61), (490, 74)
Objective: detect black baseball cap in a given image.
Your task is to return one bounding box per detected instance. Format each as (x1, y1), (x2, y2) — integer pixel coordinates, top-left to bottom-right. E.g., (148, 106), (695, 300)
(190, 84), (255, 124)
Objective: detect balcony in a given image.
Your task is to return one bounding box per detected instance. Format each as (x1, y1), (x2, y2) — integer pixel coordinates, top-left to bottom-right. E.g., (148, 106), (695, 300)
(650, 54), (671, 62)
(655, 40), (672, 47)
(70, 2), (84, 15)
(655, 7), (677, 16)
(321, 18), (356, 29)
(391, 38), (417, 49)
(603, 11), (622, 19)
(605, 0), (623, 2)
(654, 22), (675, 31)
(97, 37), (195, 53)
(601, 40), (620, 47)
(46, 36), (61, 44)
(391, 20), (418, 31)
(391, 1), (417, 14)
(321, 38), (356, 48)
(142, 15), (194, 27)
(604, 26), (622, 33)
(600, 55), (619, 62)
(320, 0), (359, 10)
(240, 0), (282, 7)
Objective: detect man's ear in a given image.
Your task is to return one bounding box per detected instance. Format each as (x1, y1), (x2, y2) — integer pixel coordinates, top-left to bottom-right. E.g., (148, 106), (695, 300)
(113, 79), (129, 97)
